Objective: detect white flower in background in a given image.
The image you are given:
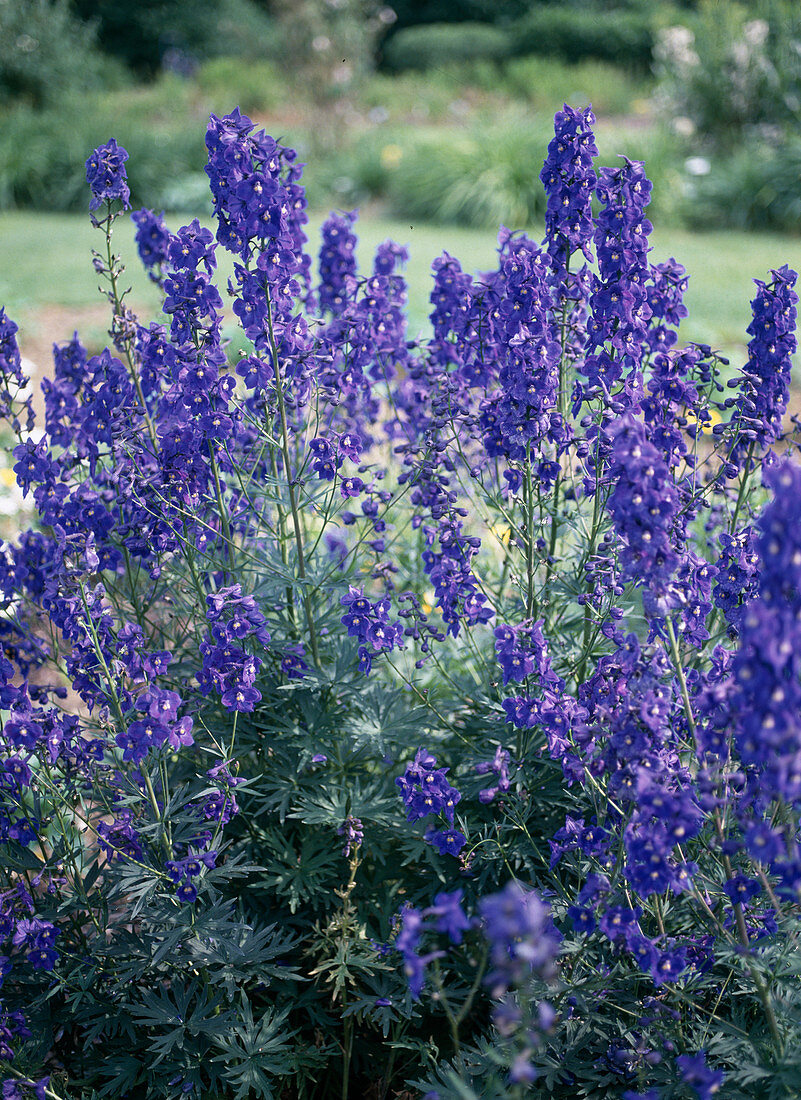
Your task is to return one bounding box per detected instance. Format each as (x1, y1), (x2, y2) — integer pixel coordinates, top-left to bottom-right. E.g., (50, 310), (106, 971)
(672, 116), (696, 137)
(655, 25), (700, 71)
(743, 19), (769, 49)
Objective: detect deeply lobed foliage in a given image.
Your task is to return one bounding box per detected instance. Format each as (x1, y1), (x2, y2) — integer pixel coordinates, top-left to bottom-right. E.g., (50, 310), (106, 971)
(0, 104), (800, 1100)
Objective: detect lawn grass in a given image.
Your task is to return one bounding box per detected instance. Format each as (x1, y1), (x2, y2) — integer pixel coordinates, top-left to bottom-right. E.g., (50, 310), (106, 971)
(2, 209), (800, 366)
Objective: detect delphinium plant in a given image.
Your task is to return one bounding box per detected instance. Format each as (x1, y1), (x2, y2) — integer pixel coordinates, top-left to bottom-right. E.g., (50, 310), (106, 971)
(0, 103), (800, 1099)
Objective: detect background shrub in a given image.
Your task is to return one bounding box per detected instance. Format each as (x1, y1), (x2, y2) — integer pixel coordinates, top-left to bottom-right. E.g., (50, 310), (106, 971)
(0, 0), (117, 108)
(380, 117), (681, 230)
(501, 56), (651, 116)
(381, 22), (513, 72)
(0, 82), (207, 211)
(510, 5), (659, 70)
(385, 121), (551, 228)
(654, 0), (801, 146)
(684, 137), (801, 233)
(194, 56), (285, 115)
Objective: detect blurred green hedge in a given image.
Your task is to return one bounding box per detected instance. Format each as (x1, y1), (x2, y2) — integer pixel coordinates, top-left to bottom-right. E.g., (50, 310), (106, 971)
(511, 6), (656, 69)
(381, 6), (675, 74)
(382, 22), (513, 71)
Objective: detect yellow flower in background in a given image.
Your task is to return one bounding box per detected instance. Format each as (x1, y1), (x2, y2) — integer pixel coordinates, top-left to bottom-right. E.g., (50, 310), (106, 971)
(684, 407), (722, 433)
(489, 524), (512, 545)
(380, 144), (403, 169)
(421, 589), (435, 615)
(0, 468), (16, 488)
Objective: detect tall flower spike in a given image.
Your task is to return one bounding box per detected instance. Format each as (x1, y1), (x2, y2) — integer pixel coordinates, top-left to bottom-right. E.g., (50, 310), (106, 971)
(540, 104), (598, 275)
(582, 157), (653, 399)
(606, 414), (680, 618)
(486, 232), (562, 463)
(726, 264), (798, 467)
(731, 462), (801, 810)
(318, 210), (358, 317)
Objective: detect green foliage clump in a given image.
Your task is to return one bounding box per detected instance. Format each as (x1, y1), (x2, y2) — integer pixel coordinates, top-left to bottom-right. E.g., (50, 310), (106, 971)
(194, 56), (285, 115)
(510, 5), (659, 70)
(381, 21), (513, 72)
(655, 0), (801, 146)
(0, 0), (117, 108)
(655, 0), (801, 232)
(502, 55), (651, 116)
(684, 138), (801, 234)
(0, 81), (206, 212)
(385, 122), (551, 229)
(379, 118), (681, 231)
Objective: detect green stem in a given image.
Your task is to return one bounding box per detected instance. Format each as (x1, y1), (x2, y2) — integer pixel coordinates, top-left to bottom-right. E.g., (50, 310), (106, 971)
(524, 451), (536, 621)
(265, 297), (320, 666)
(208, 440), (234, 570)
(101, 202), (158, 448)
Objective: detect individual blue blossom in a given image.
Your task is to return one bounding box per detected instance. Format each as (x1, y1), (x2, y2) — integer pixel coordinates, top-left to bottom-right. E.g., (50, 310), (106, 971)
(475, 745), (511, 804)
(425, 890), (471, 944)
(676, 1051), (724, 1099)
(651, 947), (687, 987)
(85, 139), (130, 211)
(131, 209), (170, 279)
(479, 880), (560, 998)
(425, 828), (467, 858)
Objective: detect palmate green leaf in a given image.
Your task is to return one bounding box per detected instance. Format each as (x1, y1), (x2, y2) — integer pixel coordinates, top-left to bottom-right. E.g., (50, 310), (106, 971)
(128, 980), (236, 1065)
(287, 779), (397, 828)
(186, 920), (305, 985)
(94, 1053), (146, 1097)
(307, 928), (386, 1000)
(0, 839), (44, 871)
(340, 681), (431, 755)
(212, 996), (297, 1100)
(257, 828), (341, 913)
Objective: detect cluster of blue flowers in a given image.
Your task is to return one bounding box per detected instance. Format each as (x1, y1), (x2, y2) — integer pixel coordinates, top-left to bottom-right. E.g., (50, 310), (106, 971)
(395, 748), (465, 856)
(2, 103), (800, 1097)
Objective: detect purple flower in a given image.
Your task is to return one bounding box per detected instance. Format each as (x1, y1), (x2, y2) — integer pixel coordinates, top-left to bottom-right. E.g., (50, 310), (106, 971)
(426, 890), (471, 944)
(729, 265), (798, 463)
(676, 1051), (724, 1099)
(340, 586), (403, 673)
(425, 828), (467, 858)
(85, 139), (130, 211)
(131, 209), (170, 277)
(318, 210), (358, 316)
(396, 748), (461, 824)
(606, 414), (680, 616)
(479, 880), (560, 998)
(337, 815), (364, 858)
(540, 104), (598, 273)
(394, 905), (448, 1001)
